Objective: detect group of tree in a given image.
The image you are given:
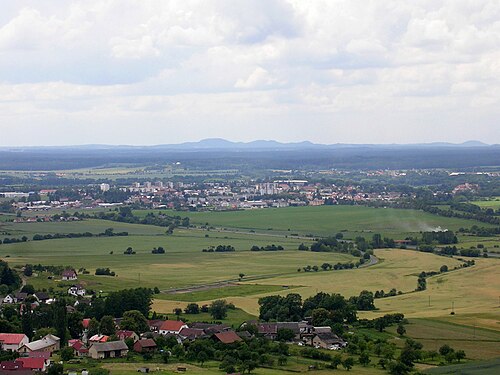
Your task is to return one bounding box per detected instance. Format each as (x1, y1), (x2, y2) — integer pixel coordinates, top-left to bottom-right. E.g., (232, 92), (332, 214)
(250, 244), (284, 251)
(95, 268), (116, 276)
(374, 288), (400, 299)
(259, 292), (362, 334)
(202, 245), (235, 252)
(151, 246), (165, 254)
(0, 237), (27, 245)
(93, 207), (189, 233)
(0, 261), (21, 293)
(123, 247), (136, 255)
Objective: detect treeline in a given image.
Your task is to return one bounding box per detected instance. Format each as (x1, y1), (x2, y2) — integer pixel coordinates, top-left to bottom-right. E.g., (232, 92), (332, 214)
(458, 225), (500, 237)
(298, 255), (370, 273)
(0, 237), (28, 245)
(202, 245), (235, 252)
(0, 261), (21, 294)
(92, 207), (189, 233)
(416, 260), (475, 291)
(251, 244), (284, 251)
(31, 228), (128, 242)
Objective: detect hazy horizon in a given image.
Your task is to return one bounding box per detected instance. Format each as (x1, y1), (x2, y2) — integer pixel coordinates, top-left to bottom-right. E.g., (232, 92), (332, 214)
(1, 1), (499, 146)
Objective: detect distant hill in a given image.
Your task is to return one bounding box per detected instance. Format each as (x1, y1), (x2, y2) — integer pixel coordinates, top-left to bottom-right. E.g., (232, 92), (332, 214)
(1, 138), (491, 152)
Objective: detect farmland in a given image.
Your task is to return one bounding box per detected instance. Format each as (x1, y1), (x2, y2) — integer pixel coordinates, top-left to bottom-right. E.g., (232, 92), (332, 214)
(139, 205), (496, 238)
(1, 204), (499, 365)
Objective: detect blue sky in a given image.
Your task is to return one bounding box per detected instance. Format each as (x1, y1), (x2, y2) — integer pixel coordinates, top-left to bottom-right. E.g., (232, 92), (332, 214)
(0, 0), (499, 146)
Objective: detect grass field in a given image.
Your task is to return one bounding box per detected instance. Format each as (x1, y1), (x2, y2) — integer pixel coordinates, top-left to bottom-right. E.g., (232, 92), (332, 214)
(140, 206), (496, 238)
(387, 319), (500, 360)
(471, 197), (500, 209)
(424, 358), (500, 374)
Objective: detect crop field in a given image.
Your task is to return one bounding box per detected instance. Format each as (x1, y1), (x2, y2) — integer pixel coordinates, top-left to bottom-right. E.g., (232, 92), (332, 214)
(471, 197), (500, 209)
(386, 319), (500, 360)
(141, 206), (496, 238)
(1, 205), (499, 365)
(0, 227), (362, 292)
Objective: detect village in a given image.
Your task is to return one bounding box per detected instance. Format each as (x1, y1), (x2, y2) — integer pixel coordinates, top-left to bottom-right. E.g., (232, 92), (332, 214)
(0, 269), (347, 374)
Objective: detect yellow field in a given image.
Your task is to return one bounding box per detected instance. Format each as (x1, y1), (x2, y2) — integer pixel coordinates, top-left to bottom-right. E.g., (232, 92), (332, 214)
(154, 249), (500, 332)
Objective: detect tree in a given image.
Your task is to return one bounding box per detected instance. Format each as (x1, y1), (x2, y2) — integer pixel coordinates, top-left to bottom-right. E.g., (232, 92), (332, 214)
(162, 351), (170, 363)
(184, 303), (200, 314)
(21, 310), (33, 340)
(445, 352), (456, 363)
(330, 354), (342, 369)
(439, 344), (454, 356)
(440, 265), (448, 272)
(99, 315), (116, 336)
(239, 273), (245, 280)
(60, 346), (74, 361)
(397, 324), (406, 336)
(374, 317), (388, 332)
(276, 328), (295, 342)
(23, 265), (33, 277)
(278, 355), (288, 366)
(47, 364), (64, 375)
(209, 299), (228, 320)
(173, 308), (182, 316)
(342, 357), (355, 371)
(359, 352), (371, 366)
(88, 318), (99, 338)
(53, 299), (68, 345)
(388, 361), (411, 375)
(21, 284), (35, 294)
(197, 351), (208, 366)
(355, 290), (375, 311)
(67, 311), (84, 339)
(120, 310), (149, 333)
(455, 350), (466, 362)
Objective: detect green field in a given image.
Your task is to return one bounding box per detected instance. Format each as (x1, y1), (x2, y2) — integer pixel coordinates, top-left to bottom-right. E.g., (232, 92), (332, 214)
(424, 358), (500, 374)
(471, 197), (500, 209)
(1, 205), (499, 365)
(142, 206), (496, 238)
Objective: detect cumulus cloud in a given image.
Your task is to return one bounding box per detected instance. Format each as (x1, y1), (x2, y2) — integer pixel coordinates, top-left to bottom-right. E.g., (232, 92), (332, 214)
(0, 0), (498, 145)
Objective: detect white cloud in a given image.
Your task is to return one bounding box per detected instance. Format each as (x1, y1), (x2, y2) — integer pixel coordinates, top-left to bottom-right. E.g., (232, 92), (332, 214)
(0, 0), (498, 145)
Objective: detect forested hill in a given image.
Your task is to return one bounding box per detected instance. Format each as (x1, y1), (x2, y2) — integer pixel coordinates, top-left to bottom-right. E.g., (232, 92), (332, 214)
(0, 143), (498, 171)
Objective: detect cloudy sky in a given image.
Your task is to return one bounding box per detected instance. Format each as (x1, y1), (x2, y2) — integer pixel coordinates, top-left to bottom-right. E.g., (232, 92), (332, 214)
(0, 0), (499, 146)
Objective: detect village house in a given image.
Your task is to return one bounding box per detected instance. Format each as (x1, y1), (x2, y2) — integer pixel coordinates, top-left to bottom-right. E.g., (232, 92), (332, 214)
(67, 285), (86, 297)
(116, 330), (139, 342)
(0, 334), (29, 352)
(68, 340), (88, 358)
(62, 269), (77, 281)
(19, 334), (60, 355)
(133, 339), (157, 353)
(212, 331), (242, 345)
(311, 332), (347, 350)
(34, 292), (50, 304)
(88, 334), (109, 343)
(2, 295), (15, 304)
(159, 320), (188, 335)
(15, 357), (47, 372)
(178, 327), (205, 341)
(0, 360), (33, 375)
(88, 341), (128, 359)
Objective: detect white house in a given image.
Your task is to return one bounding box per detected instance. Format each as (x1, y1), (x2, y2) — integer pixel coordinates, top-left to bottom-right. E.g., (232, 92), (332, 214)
(68, 285), (86, 297)
(2, 295), (15, 304)
(159, 320), (188, 335)
(0, 333), (29, 352)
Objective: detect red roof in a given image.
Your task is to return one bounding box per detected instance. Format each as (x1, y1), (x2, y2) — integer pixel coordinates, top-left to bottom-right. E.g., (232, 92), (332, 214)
(0, 333), (26, 345)
(160, 320), (186, 332)
(82, 318), (90, 328)
(16, 358), (45, 370)
(213, 331), (242, 344)
(116, 330), (136, 339)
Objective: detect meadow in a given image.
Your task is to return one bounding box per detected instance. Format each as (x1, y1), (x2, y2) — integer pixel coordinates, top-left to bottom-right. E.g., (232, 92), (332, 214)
(138, 205), (496, 238)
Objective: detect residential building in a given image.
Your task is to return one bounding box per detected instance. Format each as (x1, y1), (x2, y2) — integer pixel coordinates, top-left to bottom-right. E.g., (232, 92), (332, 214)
(88, 341), (128, 359)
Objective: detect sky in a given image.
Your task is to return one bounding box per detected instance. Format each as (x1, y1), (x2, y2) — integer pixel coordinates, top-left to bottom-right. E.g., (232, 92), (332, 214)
(0, 0), (499, 146)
